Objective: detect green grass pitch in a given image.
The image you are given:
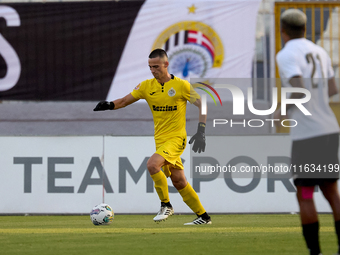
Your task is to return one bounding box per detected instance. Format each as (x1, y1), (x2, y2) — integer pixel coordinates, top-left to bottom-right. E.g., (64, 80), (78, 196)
(0, 214), (338, 255)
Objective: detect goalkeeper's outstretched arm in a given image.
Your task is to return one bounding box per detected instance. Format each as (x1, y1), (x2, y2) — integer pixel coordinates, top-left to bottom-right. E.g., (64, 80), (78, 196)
(93, 93), (138, 111)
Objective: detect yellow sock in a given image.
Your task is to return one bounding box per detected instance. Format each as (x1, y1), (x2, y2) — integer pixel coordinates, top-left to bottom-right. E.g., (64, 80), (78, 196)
(151, 171), (170, 203)
(179, 182), (205, 215)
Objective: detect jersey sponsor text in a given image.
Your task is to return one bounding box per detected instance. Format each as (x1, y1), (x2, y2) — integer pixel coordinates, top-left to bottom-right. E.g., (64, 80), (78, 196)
(152, 105), (177, 112)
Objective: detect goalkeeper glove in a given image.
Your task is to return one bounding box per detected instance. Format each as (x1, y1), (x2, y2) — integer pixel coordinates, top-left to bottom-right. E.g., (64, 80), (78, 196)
(189, 122), (206, 153)
(93, 101), (115, 111)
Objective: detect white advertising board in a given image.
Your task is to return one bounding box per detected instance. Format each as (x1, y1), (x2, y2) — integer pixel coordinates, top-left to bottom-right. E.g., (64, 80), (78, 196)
(0, 136), (336, 214)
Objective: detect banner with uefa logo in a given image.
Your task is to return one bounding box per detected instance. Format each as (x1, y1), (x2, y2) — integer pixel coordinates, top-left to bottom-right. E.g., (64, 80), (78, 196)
(107, 0), (261, 101)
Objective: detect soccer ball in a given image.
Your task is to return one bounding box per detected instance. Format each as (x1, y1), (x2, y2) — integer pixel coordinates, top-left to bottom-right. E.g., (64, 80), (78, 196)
(90, 203), (114, 225)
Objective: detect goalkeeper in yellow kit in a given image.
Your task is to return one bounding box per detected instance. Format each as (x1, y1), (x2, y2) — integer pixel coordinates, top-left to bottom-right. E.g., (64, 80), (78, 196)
(94, 49), (211, 225)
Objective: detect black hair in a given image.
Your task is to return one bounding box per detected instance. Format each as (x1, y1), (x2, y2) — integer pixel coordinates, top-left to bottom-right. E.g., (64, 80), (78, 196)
(149, 48), (168, 59)
(281, 20), (305, 39)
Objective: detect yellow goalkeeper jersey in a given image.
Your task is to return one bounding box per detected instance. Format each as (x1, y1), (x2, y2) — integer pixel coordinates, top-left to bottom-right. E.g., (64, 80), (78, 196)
(131, 75), (200, 143)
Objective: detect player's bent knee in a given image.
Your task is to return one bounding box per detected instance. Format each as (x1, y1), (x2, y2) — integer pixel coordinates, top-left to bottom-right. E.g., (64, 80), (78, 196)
(146, 159), (160, 175)
(172, 182), (186, 190)
(171, 178), (187, 190)
(172, 181), (186, 190)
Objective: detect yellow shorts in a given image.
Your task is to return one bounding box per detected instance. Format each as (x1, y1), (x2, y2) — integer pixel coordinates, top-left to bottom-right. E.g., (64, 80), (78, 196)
(155, 136), (186, 177)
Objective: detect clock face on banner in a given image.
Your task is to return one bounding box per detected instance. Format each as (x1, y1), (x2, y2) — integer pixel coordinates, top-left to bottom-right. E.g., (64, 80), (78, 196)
(152, 21), (224, 79)
(168, 45), (211, 79)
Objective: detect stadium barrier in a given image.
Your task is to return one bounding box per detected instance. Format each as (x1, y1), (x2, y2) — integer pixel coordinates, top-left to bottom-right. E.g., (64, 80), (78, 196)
(0, 135), (337, 214)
